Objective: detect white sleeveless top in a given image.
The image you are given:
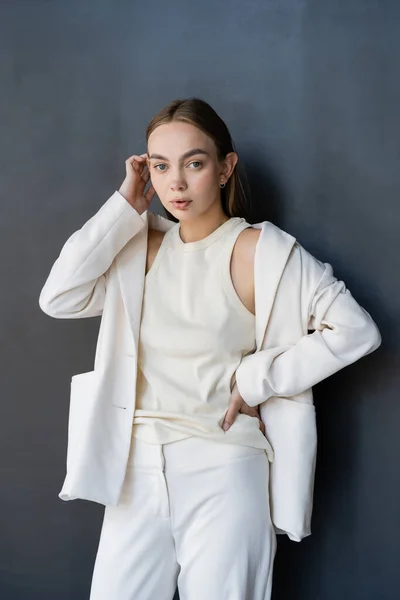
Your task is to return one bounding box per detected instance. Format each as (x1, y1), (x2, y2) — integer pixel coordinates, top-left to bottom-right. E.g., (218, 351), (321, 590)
(131, 216), (273, 460)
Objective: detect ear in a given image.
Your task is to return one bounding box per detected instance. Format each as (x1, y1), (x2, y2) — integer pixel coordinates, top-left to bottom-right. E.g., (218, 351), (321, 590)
(220, 152), (238, 182)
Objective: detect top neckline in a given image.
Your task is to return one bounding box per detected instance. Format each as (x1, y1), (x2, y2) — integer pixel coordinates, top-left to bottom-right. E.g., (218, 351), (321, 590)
(170, 217), (246, 252)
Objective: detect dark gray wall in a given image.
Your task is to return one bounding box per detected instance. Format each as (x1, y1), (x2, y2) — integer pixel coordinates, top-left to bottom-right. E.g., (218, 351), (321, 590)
(1, 1), (398, 599)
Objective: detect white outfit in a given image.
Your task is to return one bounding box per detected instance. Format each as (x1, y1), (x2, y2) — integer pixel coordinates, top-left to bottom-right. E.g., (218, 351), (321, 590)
(89, 437), (276, 600)
(132, 216), (272, 457)
(89, 217), (277, 598)
(38, 191), (382, 542)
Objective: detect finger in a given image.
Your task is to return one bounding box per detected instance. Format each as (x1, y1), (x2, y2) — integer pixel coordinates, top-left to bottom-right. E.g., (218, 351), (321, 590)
(238, 404), (259, 418)
(140, 154), (150, 173)
(222, 402), (240, 431)
(126, 155), (147, 175)
(145, 184), (156, 203)
(141, 168), (150, 184)
(126, 154), (146, 162)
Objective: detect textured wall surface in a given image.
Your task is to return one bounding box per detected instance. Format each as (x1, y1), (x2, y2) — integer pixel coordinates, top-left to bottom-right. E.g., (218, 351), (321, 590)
(0, 1), (398, 599)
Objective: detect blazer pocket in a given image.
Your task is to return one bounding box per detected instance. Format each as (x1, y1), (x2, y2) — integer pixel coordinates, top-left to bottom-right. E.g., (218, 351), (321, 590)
(66, 371), (98, 471)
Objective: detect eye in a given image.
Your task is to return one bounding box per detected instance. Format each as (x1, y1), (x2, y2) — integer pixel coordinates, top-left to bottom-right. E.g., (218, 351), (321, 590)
(154, 161), (202, 171)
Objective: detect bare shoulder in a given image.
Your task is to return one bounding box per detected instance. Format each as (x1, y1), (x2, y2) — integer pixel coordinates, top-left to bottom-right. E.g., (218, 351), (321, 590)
(230, 227), (261, 315)
(234, 227), (261, 264)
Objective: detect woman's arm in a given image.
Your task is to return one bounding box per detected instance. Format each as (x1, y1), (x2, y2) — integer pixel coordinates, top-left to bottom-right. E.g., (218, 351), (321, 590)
(235, 246), (382, 408)
(38, 191), (145, 319)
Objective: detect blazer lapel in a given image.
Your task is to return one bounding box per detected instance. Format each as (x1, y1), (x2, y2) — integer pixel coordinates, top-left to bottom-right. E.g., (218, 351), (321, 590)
(253, 222), (296, 351)
(115, 210), (175, 353)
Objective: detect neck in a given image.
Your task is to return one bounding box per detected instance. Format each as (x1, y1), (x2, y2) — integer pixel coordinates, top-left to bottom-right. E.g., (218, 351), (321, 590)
(178, 202), (229, 244)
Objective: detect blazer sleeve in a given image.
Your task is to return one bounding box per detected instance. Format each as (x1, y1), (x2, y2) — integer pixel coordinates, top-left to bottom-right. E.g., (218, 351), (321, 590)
(38, 191), (146, 319)
(235, 246), (382, 408)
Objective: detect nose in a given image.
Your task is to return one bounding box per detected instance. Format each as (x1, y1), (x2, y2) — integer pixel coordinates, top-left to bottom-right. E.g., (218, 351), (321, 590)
(170, 173), (187, 192)
(171, 181), (187, 192)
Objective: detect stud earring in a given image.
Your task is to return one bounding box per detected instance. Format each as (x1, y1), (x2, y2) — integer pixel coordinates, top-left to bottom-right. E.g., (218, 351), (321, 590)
(219, 181), (226, 188)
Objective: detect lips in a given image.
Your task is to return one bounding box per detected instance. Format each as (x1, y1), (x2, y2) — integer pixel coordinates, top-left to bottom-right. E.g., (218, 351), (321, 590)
(170, 200), (192, 209)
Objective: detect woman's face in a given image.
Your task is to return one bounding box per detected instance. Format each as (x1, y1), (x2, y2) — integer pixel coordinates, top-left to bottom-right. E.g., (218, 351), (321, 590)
(146, 121), (237, 221)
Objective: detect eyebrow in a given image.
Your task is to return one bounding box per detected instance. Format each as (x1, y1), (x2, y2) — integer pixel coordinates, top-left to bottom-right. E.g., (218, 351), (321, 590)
(148, 148), (211, 161)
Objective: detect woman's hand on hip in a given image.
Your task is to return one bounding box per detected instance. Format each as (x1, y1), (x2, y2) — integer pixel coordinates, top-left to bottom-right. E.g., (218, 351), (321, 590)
(222, 381), (266, 436)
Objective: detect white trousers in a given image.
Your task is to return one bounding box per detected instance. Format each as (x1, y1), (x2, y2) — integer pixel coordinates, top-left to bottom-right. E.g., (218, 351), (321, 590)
(89, 436), (277, 600)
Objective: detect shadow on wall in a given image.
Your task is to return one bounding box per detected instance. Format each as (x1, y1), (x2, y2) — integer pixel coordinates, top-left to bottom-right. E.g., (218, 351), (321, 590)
(241, 150), (286, 225)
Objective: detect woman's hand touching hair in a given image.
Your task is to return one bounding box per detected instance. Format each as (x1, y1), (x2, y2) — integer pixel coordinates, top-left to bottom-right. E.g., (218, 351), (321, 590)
(119, 153), (156, 215)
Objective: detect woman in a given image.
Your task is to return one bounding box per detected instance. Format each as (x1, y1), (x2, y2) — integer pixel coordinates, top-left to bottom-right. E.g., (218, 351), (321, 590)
(39, 98), (381, 600)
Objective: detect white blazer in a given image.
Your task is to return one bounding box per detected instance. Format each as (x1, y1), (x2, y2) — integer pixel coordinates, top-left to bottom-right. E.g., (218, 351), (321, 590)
(39, 191), (381, 542)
